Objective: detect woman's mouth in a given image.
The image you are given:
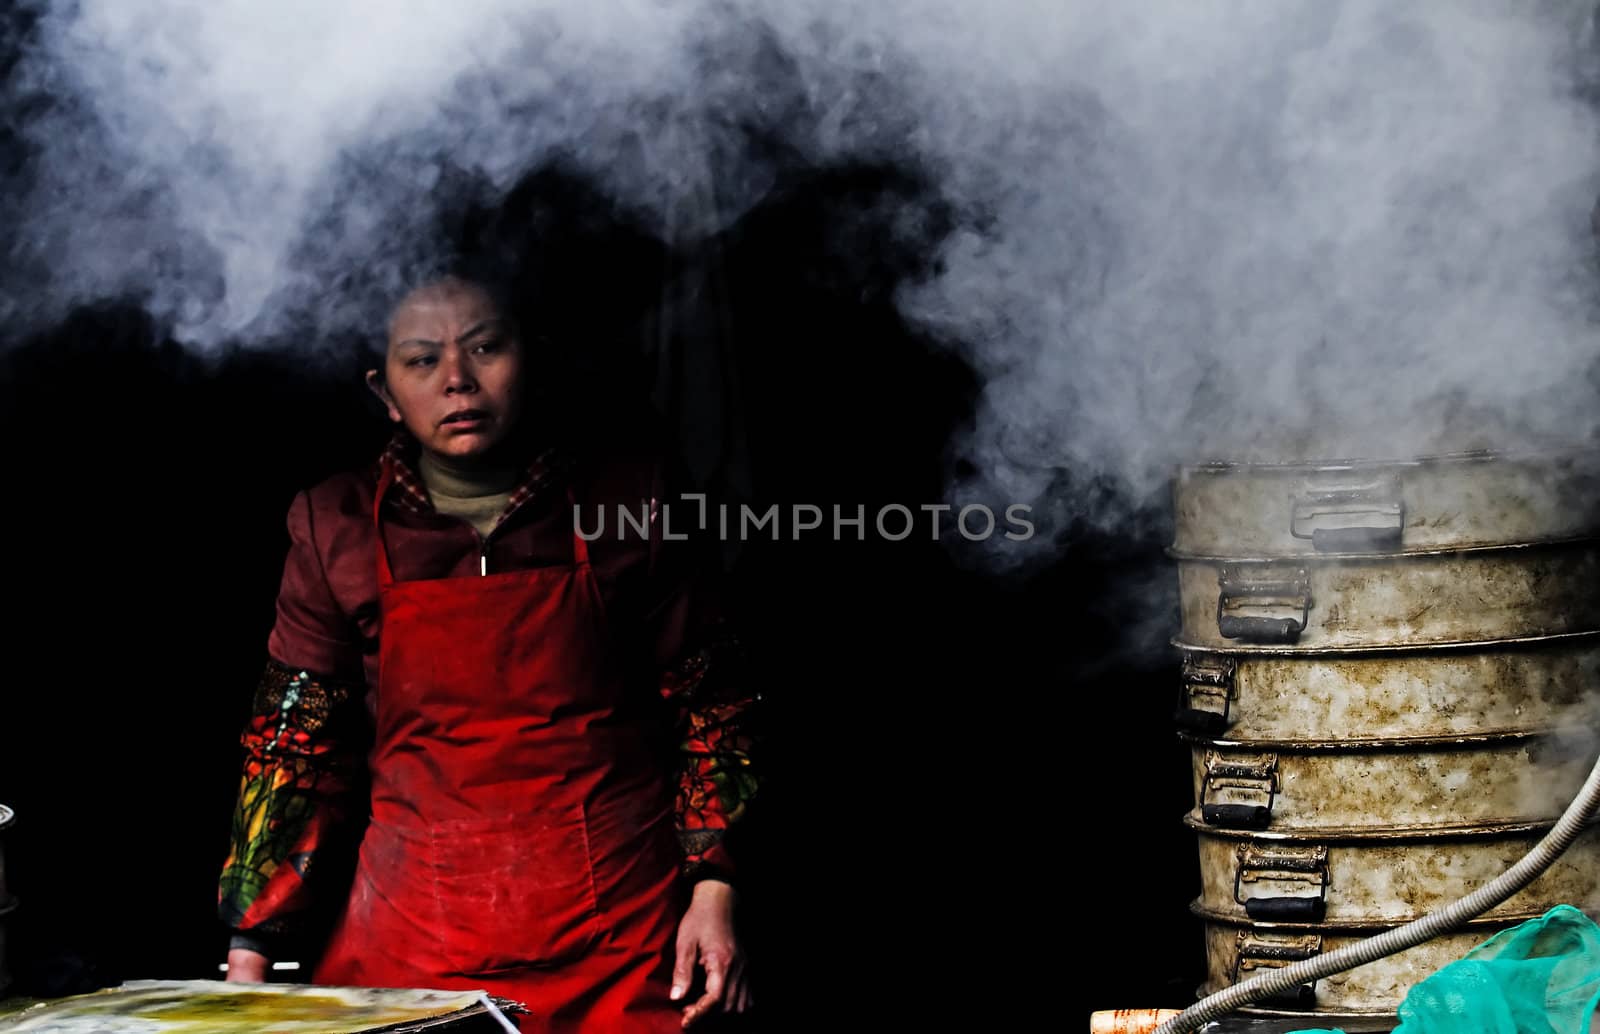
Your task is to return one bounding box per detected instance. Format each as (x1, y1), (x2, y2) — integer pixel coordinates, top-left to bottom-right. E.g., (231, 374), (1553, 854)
(440, 409), (490, 429)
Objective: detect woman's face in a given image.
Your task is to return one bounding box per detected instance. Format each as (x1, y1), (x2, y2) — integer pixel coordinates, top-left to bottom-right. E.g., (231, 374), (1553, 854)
(368, 279), (525, 466)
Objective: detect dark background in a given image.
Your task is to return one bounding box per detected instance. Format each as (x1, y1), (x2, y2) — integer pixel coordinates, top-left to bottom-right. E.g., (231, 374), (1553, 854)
(0, 2), (1213, 1024)
(10, 5), (1600, 1030)
(0, 159), (1200, 1031)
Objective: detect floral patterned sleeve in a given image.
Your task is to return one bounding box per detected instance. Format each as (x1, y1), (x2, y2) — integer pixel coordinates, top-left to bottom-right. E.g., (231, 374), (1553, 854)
(217, 660), (370, 953)
(634, 455), (763, 885)
(659, 617), (762, 884)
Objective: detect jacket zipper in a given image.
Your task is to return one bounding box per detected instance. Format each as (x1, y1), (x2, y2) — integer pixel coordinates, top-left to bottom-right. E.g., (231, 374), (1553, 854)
(455, 515), (494, 576)
(381, 457), (518, 577)
(450, 516), (497, 575)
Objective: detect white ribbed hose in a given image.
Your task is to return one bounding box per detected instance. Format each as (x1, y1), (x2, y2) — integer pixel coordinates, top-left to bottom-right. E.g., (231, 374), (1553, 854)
(1154, 747), (1600, 1034)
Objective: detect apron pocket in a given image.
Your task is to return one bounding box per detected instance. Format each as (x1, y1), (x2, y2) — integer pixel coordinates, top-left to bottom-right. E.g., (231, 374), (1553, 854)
(426, 802), (604, 974)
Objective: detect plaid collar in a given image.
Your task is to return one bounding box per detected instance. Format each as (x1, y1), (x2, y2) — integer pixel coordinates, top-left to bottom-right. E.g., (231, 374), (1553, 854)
(378, 429), (567, 532)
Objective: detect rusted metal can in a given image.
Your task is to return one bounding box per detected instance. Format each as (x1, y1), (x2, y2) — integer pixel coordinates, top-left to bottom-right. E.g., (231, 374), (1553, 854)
(1174, 637), (1600, 740)
(1185, 729), (1598, 833)
(1195, 908), (1532, 1017)
(1173, 449), (1600, 558)
(1087, 1009), (1184, 1034)
(1190, 817), (1600, 924)
(1175, 543), (1600, 652)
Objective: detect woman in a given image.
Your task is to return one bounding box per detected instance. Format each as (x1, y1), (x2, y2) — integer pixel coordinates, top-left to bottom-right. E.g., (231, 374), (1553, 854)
(217, 275), (760, 1032)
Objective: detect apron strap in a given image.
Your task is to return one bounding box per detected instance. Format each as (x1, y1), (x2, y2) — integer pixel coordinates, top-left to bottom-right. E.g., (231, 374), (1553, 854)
(567, 486), (591, 568)
(373, 457), (398, 588)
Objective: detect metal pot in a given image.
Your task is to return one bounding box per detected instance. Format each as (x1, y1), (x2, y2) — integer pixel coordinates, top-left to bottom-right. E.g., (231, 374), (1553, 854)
(1175, 636), (1600, 740)
(1186, 730), (1597, 833)
(1197, 908), (1532, 1015)
(1175, 543), (1600, 651)
(1173, 449), (1600, 558)
(1190, 816), (1600, 924)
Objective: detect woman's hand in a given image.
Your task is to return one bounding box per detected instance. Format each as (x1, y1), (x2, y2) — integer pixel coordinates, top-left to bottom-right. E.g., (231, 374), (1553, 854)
(670, 879), (750, 1027)
(225, 948), (271, 983)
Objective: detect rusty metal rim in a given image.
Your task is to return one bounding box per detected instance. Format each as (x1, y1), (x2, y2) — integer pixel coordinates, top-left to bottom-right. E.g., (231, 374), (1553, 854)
(1191, 900), (1542, 930)
(1219, 996), (1397, 1023)
(1180, 813), (1564, 843)
(1187, 728), (1597, 750)
(1232, 1004), (1397, 1022)
(1174, 631), (1600, 658)
(1177, 727), (1576, 752)
(1181, 809), (1591, 841)
(1168, 533), (1600, 562)
(1170, 628), (1600, 656)
(1175, 447), (1600, 475)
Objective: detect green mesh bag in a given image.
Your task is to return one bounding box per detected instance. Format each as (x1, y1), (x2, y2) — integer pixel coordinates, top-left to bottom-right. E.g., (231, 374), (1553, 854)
(1295, 905), (1600, 1034)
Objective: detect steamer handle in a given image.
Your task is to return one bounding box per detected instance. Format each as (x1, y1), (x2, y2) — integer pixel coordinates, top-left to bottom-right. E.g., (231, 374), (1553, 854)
(1290, 488), (1404, 553)
(1216, 613), (1306, 643)
(1243, 896), (1325, 923)
(1216, 571), (1311, 644)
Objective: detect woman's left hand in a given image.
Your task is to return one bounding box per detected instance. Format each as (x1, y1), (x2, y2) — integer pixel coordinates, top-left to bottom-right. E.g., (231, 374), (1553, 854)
(671, 879), (750, 1027)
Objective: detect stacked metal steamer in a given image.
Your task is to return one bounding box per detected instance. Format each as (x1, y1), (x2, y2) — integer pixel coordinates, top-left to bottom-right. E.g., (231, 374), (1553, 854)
(1170, 449), (1600, 1021)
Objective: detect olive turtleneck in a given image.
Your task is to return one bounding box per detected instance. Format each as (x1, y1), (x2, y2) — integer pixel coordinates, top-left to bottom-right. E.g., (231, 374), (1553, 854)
(417, 450), (518, 539)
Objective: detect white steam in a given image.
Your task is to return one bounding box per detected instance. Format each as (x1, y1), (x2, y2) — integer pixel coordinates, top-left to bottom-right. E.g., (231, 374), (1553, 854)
(8, 0), (1600, 566)
(919, 2), (1600, 563)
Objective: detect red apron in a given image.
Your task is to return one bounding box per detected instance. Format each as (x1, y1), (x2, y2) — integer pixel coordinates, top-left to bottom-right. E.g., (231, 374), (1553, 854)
(313, 459), (687, 1033)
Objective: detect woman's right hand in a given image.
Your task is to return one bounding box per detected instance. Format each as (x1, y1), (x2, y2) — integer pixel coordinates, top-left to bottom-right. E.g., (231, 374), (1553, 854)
(225, 948), (271, 983)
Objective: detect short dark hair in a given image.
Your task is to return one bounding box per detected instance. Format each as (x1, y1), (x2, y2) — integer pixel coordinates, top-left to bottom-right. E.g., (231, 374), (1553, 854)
(366, 268), (521, 377)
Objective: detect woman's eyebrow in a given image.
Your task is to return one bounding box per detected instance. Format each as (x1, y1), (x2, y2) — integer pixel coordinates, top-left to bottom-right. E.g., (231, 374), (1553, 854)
(393, 319), (503, 350)
(459, 319), (504, 341)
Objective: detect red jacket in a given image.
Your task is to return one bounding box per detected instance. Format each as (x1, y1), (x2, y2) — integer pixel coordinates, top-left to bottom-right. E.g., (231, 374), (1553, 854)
(218, 432), (760, 952)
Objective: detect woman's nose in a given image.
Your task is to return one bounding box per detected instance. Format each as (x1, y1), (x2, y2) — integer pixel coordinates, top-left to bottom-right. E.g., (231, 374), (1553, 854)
(442, 353), (477, 393)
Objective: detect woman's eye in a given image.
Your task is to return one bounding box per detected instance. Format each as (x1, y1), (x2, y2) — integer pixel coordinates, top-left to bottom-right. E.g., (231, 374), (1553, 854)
(472, 339), (502, 354)
(406, 354), (436, 368)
